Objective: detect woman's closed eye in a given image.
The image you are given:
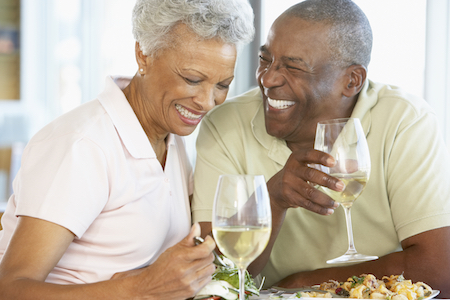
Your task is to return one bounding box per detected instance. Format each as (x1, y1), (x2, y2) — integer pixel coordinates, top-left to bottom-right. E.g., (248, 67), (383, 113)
(184, 77), (202, 85)
(217, 82), (231, 90)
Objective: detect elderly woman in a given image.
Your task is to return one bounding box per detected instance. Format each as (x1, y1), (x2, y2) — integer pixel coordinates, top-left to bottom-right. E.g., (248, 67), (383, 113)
(0, 0), (254, 299)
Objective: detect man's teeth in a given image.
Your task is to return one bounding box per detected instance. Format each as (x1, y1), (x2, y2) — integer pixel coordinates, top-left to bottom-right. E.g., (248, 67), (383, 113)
(175, 104), (202, 120)
(267, 98), (295, 109)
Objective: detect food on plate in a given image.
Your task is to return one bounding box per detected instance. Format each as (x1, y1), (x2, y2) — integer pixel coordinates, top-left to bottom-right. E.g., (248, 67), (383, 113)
(295, 291), (333, 298)
(318, 274), (433, 300)
(194, 256), (261, 300)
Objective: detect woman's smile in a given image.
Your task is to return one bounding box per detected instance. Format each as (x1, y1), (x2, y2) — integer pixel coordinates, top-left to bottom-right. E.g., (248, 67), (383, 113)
(175, 103), (203, 125)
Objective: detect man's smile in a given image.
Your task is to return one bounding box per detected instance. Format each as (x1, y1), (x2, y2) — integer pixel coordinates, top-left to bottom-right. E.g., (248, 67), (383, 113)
(267, 97), (296, 109)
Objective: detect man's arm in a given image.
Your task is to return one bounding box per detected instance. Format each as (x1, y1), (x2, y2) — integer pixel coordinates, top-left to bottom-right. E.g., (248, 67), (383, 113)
(274, 226), (450, 298)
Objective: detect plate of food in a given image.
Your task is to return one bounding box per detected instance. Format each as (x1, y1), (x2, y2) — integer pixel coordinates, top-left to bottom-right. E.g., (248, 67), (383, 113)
(263, 274), (438, 300)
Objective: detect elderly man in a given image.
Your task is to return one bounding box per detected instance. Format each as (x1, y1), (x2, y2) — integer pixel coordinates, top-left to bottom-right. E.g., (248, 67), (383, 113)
(192, 0), (450, 296)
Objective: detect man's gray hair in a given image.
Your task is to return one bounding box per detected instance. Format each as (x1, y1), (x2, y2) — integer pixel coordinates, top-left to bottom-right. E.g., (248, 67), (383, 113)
(132, 0), (255, 56)
(285, 0), (373, 68)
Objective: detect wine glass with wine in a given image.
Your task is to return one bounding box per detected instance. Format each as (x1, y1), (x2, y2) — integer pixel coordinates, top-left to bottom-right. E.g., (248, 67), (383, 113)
(212, 174), (272, 300)
(314, 118), (378, 264)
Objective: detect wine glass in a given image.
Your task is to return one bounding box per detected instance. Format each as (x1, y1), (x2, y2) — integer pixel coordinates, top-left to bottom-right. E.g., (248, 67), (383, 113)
(212, 174), (272, 300)
(313, 118), (378, 264)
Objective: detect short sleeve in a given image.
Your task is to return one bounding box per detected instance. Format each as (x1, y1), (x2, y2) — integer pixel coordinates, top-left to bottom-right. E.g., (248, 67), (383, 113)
(387, 110), (450, 240)
(15, 136), (109, 238)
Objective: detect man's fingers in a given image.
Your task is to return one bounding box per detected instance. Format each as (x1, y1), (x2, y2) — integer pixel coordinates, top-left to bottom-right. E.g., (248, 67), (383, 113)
(303, 148), (335, 167)
(302, 164), (344, 192)
(281, 172), (338, 213)
(293, 182), (338, 215)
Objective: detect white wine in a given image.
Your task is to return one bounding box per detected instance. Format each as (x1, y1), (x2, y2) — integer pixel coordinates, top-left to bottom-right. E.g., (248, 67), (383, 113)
(320, 175), (368, 208)
(213, 226), (271, 269)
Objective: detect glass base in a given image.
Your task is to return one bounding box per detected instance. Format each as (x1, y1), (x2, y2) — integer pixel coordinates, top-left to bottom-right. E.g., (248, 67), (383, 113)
(326, 253), (378, 264)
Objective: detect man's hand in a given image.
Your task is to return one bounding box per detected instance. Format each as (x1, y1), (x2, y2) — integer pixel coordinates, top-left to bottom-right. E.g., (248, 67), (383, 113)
(267, 148), (344, 215)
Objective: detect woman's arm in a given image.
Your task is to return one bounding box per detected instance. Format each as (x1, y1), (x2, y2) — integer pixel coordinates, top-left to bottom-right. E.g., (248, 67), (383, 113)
(0, 217), (215, 300)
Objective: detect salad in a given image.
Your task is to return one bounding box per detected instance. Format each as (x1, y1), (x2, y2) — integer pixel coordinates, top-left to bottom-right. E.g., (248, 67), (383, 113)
(194, 256), (262, 300)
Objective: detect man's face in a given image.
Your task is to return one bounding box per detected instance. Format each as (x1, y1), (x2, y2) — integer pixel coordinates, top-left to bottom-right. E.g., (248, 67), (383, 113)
(256, 15), (348, 146)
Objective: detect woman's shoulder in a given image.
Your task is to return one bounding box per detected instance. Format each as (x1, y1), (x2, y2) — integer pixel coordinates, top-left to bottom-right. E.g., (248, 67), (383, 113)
(28, 99), (110, 149)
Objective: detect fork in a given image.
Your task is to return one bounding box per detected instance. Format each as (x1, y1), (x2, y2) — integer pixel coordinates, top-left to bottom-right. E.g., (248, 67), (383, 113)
(193, 236), (229, 268)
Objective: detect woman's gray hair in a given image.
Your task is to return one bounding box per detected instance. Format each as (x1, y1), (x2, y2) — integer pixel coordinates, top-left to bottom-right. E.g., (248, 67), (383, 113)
(285, 0), (373, 68)
(132, 0), (255, 56)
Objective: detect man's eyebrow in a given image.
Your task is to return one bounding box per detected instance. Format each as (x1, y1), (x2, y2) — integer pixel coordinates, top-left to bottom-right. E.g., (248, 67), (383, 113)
(283, 56), (310, 68)
(259, 45), (269, 53)
(259, 45), (312, 70)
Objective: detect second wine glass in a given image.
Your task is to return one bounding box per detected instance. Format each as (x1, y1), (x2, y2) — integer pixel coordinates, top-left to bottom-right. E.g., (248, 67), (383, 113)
(314, 118), (378, 264)
(212, 174), (272, 300)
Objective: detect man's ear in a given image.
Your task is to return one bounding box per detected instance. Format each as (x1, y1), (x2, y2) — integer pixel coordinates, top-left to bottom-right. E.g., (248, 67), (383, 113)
(342, 64), (367, 97)
(135, 42), (149, 73)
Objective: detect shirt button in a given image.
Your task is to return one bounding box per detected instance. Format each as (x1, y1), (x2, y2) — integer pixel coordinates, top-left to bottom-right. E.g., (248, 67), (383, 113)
(164, 178), (169, 183)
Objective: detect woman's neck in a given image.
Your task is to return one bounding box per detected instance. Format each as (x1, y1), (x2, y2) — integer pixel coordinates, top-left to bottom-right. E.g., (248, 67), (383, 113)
(122, 75), (168, 167)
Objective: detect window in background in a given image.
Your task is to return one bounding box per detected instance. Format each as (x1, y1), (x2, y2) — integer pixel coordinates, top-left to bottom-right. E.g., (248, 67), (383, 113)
(425, 0), (450, 146)
(98, 0), (136, 82)
(0, 0), (21, 101)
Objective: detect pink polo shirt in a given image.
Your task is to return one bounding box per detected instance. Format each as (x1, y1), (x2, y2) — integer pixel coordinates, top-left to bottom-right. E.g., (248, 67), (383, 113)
(0, 76), (193, 284)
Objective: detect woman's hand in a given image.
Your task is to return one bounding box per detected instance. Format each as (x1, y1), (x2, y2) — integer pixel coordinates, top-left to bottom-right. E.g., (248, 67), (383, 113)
(117, 223), (216, 300)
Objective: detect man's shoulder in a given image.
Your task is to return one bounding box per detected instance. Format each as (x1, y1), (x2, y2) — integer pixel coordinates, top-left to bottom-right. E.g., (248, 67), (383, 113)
(370, 81), (434, 116)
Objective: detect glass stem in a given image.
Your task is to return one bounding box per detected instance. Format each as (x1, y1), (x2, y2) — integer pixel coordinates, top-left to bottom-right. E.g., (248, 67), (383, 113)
(238, 267), (246, 300)
(343, 206), (358, 255)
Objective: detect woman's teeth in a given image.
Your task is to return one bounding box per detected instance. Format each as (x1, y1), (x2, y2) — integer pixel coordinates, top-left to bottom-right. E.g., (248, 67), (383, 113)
(268, 98), (295, 109)
(175, 104), (202, 120)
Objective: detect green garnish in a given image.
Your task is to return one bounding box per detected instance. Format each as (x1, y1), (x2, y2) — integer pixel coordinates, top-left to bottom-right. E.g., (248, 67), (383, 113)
(210, 256), (261, 299)
(351, 275), (365, 288)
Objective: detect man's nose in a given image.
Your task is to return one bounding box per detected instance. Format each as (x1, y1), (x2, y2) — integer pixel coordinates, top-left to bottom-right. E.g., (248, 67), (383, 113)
(260, 63), (284, 88)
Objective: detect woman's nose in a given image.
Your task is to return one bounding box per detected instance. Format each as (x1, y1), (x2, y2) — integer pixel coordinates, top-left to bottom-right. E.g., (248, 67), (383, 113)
(194, 87), (215, 112)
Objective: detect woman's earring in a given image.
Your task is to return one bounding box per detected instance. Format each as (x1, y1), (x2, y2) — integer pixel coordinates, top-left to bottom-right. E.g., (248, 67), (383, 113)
(139, 68), (144, 74)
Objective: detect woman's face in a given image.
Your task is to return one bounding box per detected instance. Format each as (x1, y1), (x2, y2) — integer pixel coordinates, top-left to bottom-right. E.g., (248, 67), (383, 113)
(135, 24), (237, 138)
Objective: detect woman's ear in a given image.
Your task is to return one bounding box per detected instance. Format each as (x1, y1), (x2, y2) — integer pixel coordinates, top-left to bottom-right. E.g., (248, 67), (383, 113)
(135, 42), (148, 74)
(342, 64), (367, 97)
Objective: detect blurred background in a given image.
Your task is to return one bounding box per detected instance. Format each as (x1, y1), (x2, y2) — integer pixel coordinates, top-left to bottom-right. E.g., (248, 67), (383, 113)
(0, 0), (449, 207)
